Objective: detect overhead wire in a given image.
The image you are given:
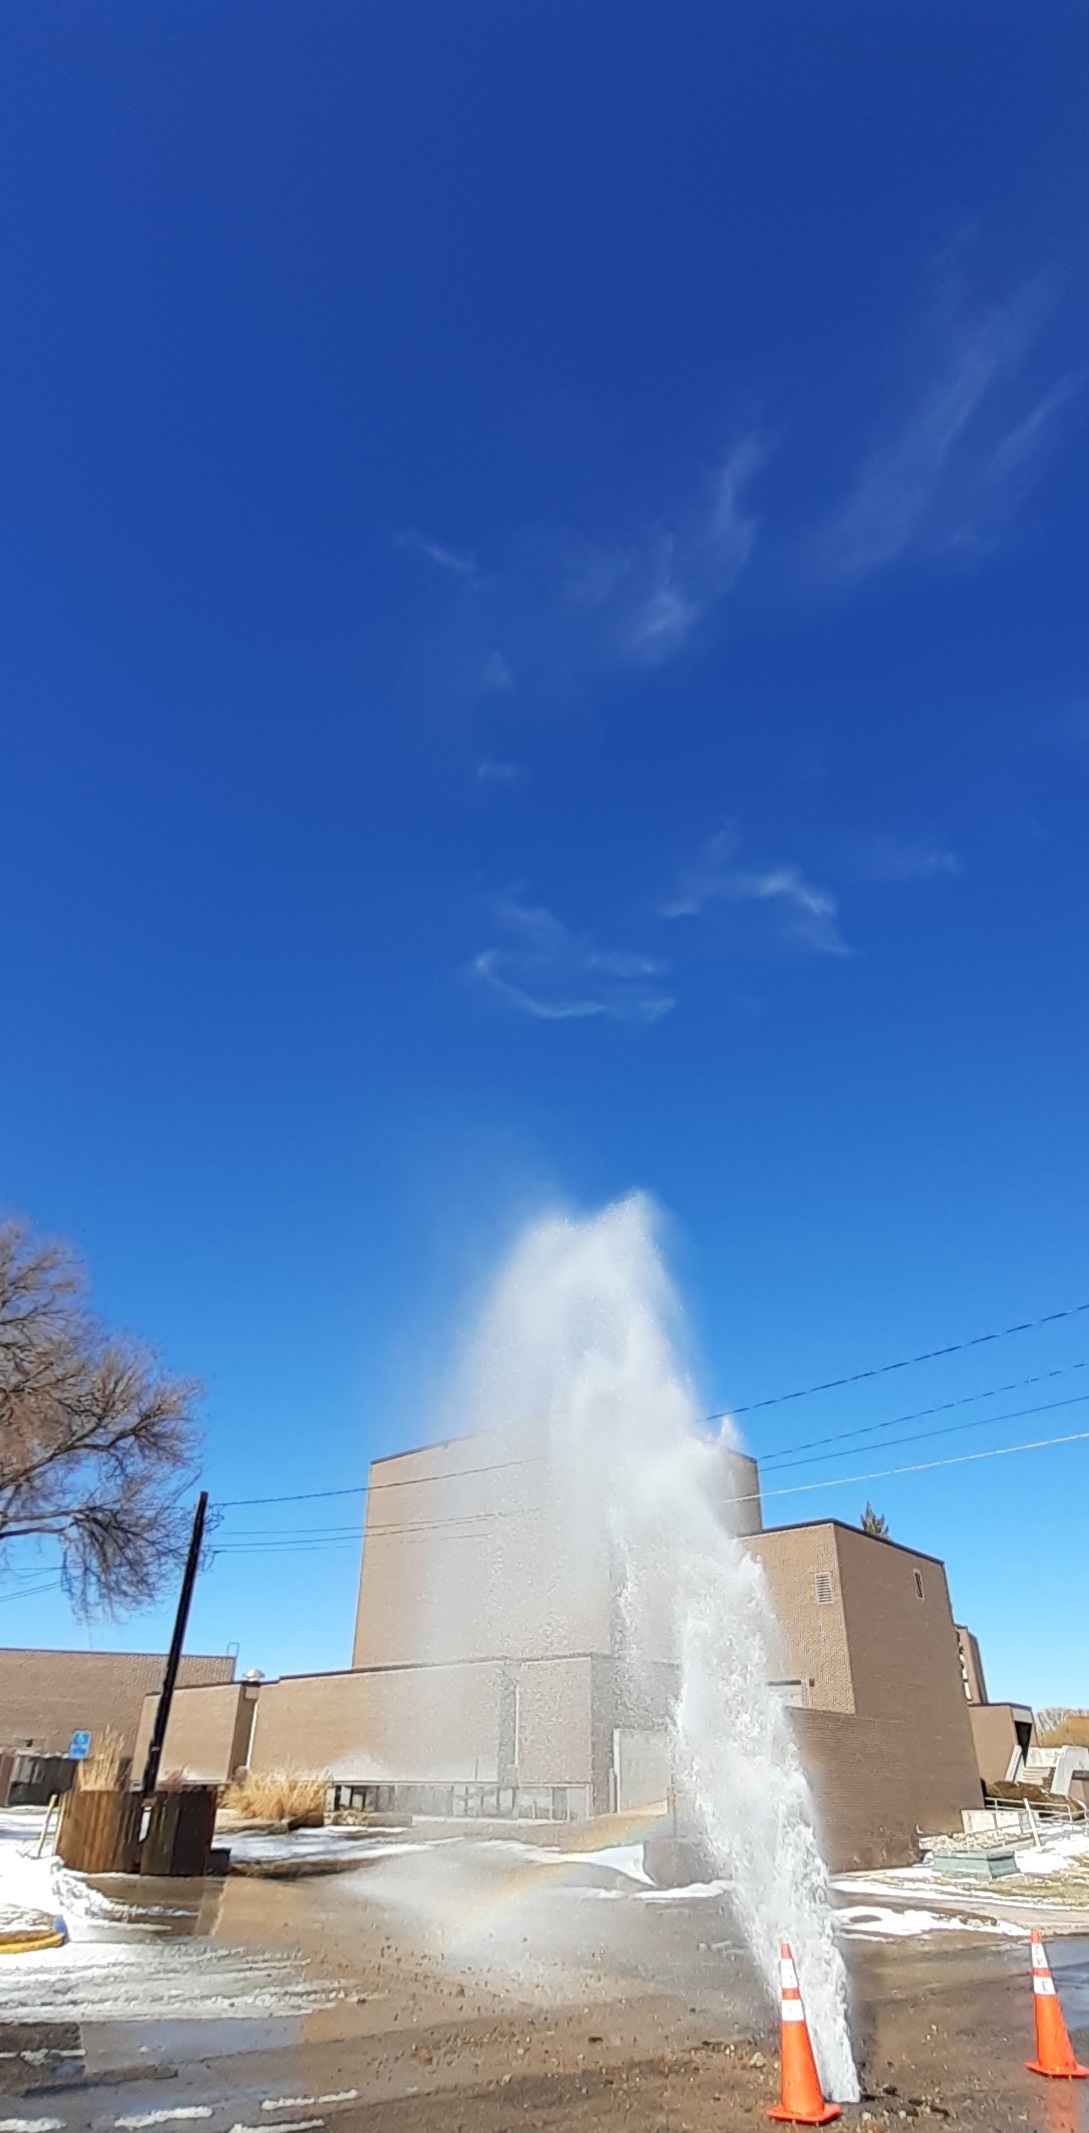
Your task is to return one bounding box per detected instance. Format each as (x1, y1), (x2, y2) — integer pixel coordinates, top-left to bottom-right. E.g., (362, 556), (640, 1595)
(712, 1297), (1089, 1418)
(210, 1293), (1089, 1519)
(204, 1420), (1089, 1556)
(213, 1367), (1089, 1517)
(758, 1358), (1088, 1465)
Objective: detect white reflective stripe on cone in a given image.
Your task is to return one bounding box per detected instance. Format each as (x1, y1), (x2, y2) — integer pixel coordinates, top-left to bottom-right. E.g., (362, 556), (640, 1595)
(1031, 1941), (1049, 1969)
(781, 2002), (806, 2023)
(780, 1958), (799, 1989)
(1033, 1975), (1057, 1996)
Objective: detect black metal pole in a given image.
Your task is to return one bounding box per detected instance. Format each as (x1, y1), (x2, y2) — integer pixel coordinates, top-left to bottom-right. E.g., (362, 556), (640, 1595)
(141, 1491), (208, 1798)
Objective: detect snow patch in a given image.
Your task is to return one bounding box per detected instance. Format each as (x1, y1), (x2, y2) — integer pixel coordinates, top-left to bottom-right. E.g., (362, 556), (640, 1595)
(115, 2111), (215, 2127)
(261, 2098), (357, 2113)
(833, 1905), (1027, 1940)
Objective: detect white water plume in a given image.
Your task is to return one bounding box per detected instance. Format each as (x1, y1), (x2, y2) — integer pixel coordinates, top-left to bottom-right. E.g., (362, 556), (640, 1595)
(462, 1192), (858, 2101)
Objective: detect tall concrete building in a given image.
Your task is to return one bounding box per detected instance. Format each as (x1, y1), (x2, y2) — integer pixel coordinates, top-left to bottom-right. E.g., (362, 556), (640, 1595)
(237, 1423), (983, 1867)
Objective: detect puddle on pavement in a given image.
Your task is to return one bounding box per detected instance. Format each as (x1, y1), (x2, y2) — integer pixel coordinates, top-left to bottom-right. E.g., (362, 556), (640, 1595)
(80, 2015), (303, 2070)
(66, 1871), (226, 1940)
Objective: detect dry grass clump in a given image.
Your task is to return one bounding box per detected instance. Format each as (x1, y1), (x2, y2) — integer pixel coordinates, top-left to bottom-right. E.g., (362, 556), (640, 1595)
(1035, 1709), (1089, 1749)
(75, 1727), (128, 1790)
(220, 1767), (329, 1824)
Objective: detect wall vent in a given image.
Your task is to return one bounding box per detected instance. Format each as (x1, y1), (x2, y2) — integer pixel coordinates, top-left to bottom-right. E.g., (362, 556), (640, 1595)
(814, 1571), (833, 1605)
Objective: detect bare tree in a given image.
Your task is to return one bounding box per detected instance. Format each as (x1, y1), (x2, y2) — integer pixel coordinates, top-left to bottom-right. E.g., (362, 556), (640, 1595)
(0, 1219), (202, 1613)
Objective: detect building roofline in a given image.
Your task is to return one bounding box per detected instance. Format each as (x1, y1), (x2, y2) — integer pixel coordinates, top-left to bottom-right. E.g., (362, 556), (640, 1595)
(754, 1517), (948, 1568)
(370, 1430), (480, 1468)
(0, 1646), (234, 1662)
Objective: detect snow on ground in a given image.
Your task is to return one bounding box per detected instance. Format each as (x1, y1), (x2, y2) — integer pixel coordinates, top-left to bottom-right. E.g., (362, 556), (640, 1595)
(0, 1812), (58, 1919)
(0, 1936), (349, 2025)
(225, 1829), (440, 1868)
(1012, 1832), (1089, 1875)
(832, 1826), (1089, 1913)
(833, 1905), (1026, 1941)
(0, 1809), (349, 2023)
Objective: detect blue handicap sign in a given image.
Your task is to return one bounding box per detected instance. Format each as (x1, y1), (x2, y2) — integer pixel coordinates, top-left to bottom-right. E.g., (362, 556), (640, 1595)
(68, 1731), (91, 1760)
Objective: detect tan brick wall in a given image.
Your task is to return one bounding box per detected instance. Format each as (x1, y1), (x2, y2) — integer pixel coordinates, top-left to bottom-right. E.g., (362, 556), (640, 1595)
(791, 1708), (975, 1870)
(245, 1655), (594, 1789)
(131, 1682), (258, 1784)
(743, 1525), (854, 1710)
(0, 1648), (236, 1757)
(250, 1662), (506, 1783)
(743, 1524), (982, 1865)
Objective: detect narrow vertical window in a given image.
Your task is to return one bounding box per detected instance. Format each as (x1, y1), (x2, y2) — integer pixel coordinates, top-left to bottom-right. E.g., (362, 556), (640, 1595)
(914, 1569), (925, 1599)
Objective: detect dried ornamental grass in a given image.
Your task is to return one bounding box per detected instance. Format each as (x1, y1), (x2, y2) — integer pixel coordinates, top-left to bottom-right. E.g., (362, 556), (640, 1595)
(220, 1767), (329, 1824)
(75, 1726), (128, 1790)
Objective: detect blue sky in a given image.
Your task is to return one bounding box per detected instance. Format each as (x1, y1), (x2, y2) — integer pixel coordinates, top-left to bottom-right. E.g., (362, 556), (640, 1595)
(1, 2), (1086, 1708)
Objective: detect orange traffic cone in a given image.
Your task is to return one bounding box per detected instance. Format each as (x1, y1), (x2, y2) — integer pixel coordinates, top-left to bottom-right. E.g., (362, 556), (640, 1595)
(1026, 1930), (1089, 2079)
(766, 1942), (841, 2124)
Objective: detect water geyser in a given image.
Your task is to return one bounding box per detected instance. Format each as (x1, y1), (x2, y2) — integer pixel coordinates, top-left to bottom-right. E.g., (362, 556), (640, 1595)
(460, 1192), (858, 2101)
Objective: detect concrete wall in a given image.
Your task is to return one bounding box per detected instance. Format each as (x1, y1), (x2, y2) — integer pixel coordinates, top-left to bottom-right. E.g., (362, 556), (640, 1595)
(249, 1654), (596, 1787)
(969, 1702), (1035, 1785)
(0, 1648), (236, 1757)
(132, 1682), (258, 1785)
(251, 1663), (504, 1782)
(512, 1657), (593, 1786)
(352, 1426), (760, 1673)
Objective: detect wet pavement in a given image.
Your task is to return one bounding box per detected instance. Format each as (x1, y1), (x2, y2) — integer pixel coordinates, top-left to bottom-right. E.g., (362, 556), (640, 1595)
(0, 1836), (1087, 2133)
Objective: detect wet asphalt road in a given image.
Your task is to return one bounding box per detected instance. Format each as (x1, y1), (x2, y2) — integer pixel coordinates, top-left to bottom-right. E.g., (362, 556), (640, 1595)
(1, 1840), (1087, 2133)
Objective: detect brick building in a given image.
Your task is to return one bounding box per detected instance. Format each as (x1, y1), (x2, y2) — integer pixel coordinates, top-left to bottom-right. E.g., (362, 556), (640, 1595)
(0, 1646), (236, 1760)
(152, 1426), (979, 1869)
(118, 1423), (989, 1867)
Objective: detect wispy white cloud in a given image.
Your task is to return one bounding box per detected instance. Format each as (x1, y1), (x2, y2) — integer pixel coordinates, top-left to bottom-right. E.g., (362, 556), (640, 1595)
(397, 529), (477, 575)
(621, 442), (762, 663)
(473, 897), (673, 1023)
(820, 279), (1079, 579)
(860, 836), (963, 883)
(419, 438), (765, 695)
(479, 650), (515, 692)
(663, 830), (851, 956)
(475, 758), (528, 787)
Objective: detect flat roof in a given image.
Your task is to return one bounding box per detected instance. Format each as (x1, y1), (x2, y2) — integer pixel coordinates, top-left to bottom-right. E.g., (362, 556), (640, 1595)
(752, 1517), (948, 1569)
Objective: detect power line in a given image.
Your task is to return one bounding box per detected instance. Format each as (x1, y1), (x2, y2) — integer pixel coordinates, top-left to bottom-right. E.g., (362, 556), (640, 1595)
(207, 1421), (1089, 1555)
(713, 1299), (1089, 1419)
(0, 1576), (63, 1604)
(211, 1393), (1089, 1551)
(212, 1297), (1089, 1514)
(214, 1366), (1089, 1516)
(739, 1426), (1089, 1507)
(217, 1454), (544, 1511)
(757, 1388), (1089, 1474)
(758, 1359), (1088, 1465)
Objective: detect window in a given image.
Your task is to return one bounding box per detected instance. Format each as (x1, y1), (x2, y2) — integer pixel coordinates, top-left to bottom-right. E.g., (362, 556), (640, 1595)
(914, 1569), (925, 1599)
(814, 1571), (833, 1604)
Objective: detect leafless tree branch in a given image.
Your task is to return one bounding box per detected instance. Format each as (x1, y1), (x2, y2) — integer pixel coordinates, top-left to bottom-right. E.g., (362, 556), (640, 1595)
(0, 1218), (202, 1614)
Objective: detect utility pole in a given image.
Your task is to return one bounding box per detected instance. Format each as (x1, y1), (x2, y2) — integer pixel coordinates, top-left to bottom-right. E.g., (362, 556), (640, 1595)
(141, 1490), (209, 1798)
